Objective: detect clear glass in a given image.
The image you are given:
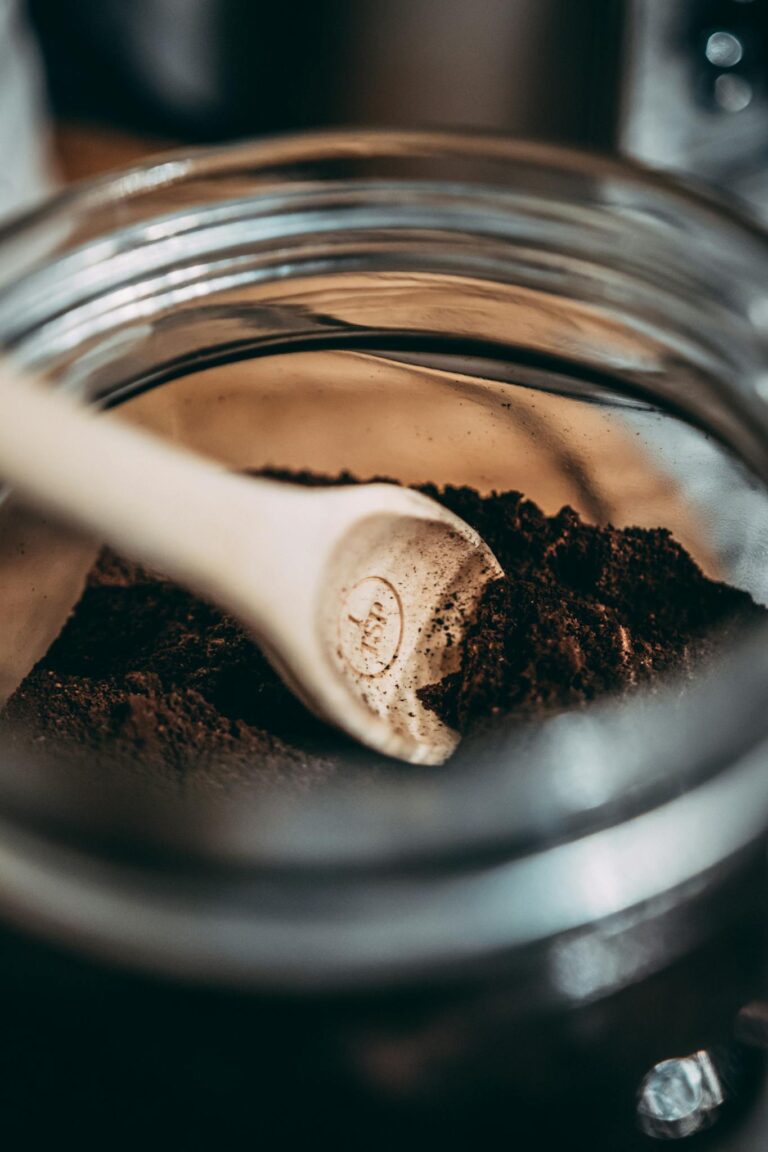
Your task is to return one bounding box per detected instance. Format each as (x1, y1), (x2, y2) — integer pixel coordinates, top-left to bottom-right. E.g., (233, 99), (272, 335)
(0, 130), (767, 1001)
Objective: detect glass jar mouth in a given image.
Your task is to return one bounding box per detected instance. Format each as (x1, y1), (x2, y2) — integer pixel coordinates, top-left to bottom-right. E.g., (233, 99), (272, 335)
(1, 128), (768, 984)
(2, 125), (765, 238)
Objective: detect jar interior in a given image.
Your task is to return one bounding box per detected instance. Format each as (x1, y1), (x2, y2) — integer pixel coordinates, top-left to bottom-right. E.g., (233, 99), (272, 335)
(1, 332), (767, 800)
(0, 145), (767, 872)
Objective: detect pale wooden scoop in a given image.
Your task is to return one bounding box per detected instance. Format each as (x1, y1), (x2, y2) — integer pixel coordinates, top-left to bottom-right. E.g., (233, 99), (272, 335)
(0, 364), (502, 765)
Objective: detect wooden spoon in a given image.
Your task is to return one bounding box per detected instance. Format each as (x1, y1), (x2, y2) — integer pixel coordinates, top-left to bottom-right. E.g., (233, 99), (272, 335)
(0, 364), (502, 765)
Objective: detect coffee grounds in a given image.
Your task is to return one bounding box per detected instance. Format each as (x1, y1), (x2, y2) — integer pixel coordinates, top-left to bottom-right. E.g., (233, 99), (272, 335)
(415, 486), (764, 731)
(2, 478), (763, 784)
(2, 550), (344, 791)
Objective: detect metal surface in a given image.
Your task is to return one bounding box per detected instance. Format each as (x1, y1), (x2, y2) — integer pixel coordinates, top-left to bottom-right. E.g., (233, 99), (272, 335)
(620, 0), (768, 221)
(638, 1051), (725, 1139)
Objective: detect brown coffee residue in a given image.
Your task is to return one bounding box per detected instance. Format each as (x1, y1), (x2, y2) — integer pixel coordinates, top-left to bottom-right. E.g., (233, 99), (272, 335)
(2, 475), (763, 783)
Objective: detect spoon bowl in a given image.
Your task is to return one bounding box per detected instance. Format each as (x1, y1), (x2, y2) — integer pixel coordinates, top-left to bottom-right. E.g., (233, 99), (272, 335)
(247, 482), (502, 764)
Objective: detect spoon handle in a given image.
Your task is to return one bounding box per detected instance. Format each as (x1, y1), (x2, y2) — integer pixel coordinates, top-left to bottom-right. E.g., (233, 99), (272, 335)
(0, 362), (303, 607)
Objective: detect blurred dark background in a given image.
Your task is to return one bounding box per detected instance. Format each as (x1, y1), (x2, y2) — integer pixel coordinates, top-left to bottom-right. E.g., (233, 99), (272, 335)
(19, 0), (768, 220)
(27, 0), (625, 147)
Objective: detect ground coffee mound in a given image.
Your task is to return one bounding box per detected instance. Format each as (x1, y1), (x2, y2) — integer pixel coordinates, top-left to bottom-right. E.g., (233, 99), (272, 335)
(2, 477), (763, 783)
(416, 485), (763, 731)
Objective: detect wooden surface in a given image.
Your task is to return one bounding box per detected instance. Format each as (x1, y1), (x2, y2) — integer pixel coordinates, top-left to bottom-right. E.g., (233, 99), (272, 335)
(53, 122), (176, 184)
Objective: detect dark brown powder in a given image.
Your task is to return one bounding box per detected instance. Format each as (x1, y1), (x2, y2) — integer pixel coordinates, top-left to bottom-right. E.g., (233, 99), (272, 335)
(2, 478), (763, 783)
(415, 486), (763, 731)
(2, 550), (343, 790)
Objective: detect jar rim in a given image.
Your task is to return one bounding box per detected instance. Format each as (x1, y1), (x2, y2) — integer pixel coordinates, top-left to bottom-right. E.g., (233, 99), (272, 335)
(2, 126), (766, 251)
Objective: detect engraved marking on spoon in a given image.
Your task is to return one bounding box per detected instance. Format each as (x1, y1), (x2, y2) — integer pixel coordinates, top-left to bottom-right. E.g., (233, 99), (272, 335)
(340, 576), (403, 676)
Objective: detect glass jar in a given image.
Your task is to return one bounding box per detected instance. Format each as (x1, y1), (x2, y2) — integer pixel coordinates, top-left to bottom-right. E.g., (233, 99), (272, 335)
(1, 130), (768, 1146)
